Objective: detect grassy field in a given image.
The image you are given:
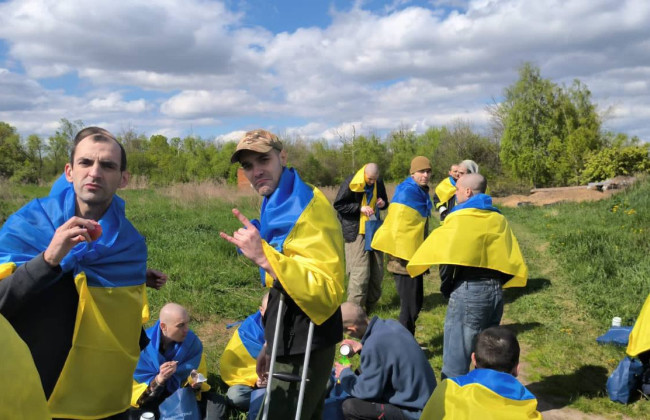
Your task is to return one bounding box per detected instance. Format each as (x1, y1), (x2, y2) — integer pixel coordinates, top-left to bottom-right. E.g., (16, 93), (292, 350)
(1, 178), (649, 418)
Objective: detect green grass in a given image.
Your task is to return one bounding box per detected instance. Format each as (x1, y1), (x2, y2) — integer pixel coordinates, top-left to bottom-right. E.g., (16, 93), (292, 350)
(2, 179), (650, 418)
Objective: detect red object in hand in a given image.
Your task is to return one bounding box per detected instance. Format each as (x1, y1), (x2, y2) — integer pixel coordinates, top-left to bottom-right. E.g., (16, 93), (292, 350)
(88, 223), (103, 241)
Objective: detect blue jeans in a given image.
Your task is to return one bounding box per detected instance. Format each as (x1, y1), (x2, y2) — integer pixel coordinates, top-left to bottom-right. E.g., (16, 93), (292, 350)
(441, 279), (503, 379)
(226, 384), (254, 410)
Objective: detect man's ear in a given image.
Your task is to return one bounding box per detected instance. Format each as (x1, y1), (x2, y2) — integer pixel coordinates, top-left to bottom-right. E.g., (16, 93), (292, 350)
(471, 352), (477, 368)
(64, 163), (73, 182)
(279, 149), (288, 166)
(119, 170), (130, 189)
(513, 363), (520, 377)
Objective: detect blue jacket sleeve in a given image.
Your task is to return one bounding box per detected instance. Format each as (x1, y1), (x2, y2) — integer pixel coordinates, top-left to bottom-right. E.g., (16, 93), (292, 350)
(338, 344), (387, 400)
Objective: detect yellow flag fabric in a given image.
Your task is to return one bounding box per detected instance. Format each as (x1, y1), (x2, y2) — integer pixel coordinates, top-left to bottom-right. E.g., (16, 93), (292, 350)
(422, 373), (542, 420)
(220, 329), (259, 387)
(0, 261), (15, 280)
(371, 202), (427, 262)
(406, 208), (527, 287)
(435, 177), (456, 209)
(627, 294), (650, 356)
(48, 272), (147, 418)
(349, 165), (378, 235)
(262, 187), (345, 325)
(0, 314), (50, 420)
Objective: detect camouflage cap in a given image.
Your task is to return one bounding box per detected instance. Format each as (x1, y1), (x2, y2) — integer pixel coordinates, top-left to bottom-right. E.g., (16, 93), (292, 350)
(230, 129), (283, 163)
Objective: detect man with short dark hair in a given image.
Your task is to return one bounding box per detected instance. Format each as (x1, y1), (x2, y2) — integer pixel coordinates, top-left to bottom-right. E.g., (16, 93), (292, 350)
(334, 302), (436, 420)
(0, 126), (167, 418)
(408, 173), (527, 379)
(371, 156), (432, 335)
(220, 129), (345, 419)
(333, 163), (389, 313)
(421, 327), (542, 419)
(433, 164), (460, 221)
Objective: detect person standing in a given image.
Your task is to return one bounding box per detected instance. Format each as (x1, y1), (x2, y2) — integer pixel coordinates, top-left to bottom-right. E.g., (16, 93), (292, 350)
(433, 164), (460, 221)
(220, 129), (345, 419)
(408, 173), (527, 379)
(371, 156), (432, 336)
(0, 127), (167, 419)
(333, 163), (388, 313)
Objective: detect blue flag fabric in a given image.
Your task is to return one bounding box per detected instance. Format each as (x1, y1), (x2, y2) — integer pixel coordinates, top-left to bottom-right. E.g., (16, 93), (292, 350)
(391, 176), (432, 218)
(0, 174), (146, 288)
(449, 176), (457, 187)
(133, 320), (203, 394)
(449, 193), (501, 214)
(252, 167), (314, 285)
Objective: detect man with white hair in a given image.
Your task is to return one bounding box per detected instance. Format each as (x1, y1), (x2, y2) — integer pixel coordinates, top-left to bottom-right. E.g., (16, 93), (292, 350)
(408, 173), (528, 379)
(334, 163), (389, 313)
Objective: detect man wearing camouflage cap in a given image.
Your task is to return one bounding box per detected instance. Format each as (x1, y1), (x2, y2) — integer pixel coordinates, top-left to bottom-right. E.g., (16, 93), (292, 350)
(221, 129), (345, 419)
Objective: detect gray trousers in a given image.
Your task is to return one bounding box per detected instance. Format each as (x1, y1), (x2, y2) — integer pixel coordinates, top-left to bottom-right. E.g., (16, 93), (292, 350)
(345, 234), (384, 312)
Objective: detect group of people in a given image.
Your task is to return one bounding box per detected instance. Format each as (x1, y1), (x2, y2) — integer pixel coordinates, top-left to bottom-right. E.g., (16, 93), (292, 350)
(0, 126), (539, 420)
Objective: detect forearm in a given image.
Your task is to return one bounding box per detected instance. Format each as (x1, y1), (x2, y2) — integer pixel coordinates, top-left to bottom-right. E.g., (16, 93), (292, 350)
(0, 253), (62, 317)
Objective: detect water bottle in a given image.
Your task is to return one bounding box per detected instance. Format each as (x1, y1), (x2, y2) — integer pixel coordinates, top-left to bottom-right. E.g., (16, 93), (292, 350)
(140, 412), (155, 420)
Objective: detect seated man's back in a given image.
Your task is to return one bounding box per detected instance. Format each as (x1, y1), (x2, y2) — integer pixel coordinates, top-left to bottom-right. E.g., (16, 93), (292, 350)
(421, 326), (541, 419)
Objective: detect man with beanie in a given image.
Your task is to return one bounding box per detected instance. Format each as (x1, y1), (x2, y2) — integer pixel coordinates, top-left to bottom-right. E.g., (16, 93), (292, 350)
(333, 163), (389, 313)
(220, 129), (345, 419)
(370, 156), (432, 336)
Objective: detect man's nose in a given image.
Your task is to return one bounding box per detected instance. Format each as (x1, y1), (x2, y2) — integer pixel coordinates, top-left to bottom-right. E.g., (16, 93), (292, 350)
(88, 161), (102, 177)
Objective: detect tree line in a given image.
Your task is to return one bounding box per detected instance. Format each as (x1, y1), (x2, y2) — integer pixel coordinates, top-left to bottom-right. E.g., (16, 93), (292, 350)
(1, 63), (647, 191)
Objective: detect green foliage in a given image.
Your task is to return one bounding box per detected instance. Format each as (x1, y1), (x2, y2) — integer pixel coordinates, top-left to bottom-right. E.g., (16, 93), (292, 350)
(581, 145), (650, 182)
(498, 63), (604, 186)
(0, 122), (26, 178)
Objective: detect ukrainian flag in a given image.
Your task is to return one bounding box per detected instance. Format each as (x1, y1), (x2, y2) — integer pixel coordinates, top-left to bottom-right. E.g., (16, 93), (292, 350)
(0, 314), (50, 420)
(0, 175), (148, 419)
(349, 165), (378, 235)
(434, 176), (456, 209)
(220, 311), (265, 387)
(370, 176), (432, 261)
(422, 369), (542, 419)
(255, 167), (345, 325)
(132, 321), (210, 406)
(627, 294), (650, 357)
(407, 194), (527, 287)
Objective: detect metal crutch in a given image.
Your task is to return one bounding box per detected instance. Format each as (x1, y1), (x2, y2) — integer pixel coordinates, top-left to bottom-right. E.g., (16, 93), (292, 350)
(262, 293), (315, 420)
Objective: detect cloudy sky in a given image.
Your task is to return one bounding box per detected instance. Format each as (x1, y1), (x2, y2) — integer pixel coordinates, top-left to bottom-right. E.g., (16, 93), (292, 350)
(0, 0), (648, 142)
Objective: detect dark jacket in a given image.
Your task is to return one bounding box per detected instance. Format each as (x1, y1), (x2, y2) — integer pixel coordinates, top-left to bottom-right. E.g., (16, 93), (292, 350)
(333, 174), (389, 243)
(438, 265), (514, 298)
(0, 253), (77, 398)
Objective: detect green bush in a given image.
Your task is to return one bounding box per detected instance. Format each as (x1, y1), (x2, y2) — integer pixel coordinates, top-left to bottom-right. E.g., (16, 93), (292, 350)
(581, 145), (650, 182)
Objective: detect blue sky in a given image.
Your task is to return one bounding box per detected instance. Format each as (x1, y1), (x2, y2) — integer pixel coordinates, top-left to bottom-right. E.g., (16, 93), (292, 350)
(0, 0), (648, 142)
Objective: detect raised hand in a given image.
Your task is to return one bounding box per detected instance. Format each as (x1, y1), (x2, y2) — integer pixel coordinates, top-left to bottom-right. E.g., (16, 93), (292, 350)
(220, 209), (275, 278)
(43, 217), (101, 267)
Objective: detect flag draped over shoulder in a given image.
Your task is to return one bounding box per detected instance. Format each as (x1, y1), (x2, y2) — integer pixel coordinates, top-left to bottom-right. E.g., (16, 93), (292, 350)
(434, 176), (456, 209)
(422, 369), (542, 420)
(257, 167), (345, 325)
(370, 176), (432, 261)
(132, 320), (208, 405)
(0, 314), (50, 420)
(406, 194), (527, 287)
(220, 311), (265, 387)
(349, 165), (378, 235)
(627, 294), (650, 357)
(0, 175), (148, 418)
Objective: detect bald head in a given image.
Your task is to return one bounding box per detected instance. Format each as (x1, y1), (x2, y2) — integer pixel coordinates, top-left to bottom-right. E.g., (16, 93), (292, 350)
(160, 303), (190, 343)
(341, 302), (369, 339)
(455, 173), (487, 204)
(364, 163), (379, 185)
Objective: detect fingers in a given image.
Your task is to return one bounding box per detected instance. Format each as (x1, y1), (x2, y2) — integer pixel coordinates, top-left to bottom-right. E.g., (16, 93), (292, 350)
(231, 208), (256, 230)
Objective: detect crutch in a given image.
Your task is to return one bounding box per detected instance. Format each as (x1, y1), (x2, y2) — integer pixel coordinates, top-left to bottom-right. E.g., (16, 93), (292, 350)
(262, 293), (315, 420)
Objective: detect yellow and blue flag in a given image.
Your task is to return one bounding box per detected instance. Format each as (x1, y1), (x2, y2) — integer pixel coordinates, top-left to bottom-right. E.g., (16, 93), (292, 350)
(220, 311), (265, 387)
(0, 174), (148, 419)
(132, 320), (209, 406)
(407, 194), (527, 287)
(349, 164), (378, 235)
(422, 369), (542, 419)
(254, 167), (345, 325)
(370, 176), (432, 261)
(627, 294), (650, 357)
(0, 314), (50, 420)
(434, 176), (456, 209)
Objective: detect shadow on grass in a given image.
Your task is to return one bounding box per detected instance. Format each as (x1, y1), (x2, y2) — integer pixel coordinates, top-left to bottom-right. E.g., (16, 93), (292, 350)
(423, 332), (444, 357)
(504, 277), (551, 304)
(525, 365), (609, 411)
(501, 321), (543, 335)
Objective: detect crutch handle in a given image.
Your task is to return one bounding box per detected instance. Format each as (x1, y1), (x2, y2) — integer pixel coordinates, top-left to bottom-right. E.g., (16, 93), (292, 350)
(272, 372), (310, 383)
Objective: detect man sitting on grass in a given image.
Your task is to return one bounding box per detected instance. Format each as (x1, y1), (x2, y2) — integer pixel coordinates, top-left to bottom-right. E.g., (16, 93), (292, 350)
(334, 302), (436, 420)
(131, 303), (226, 419)
(421, 326), (542, 419)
